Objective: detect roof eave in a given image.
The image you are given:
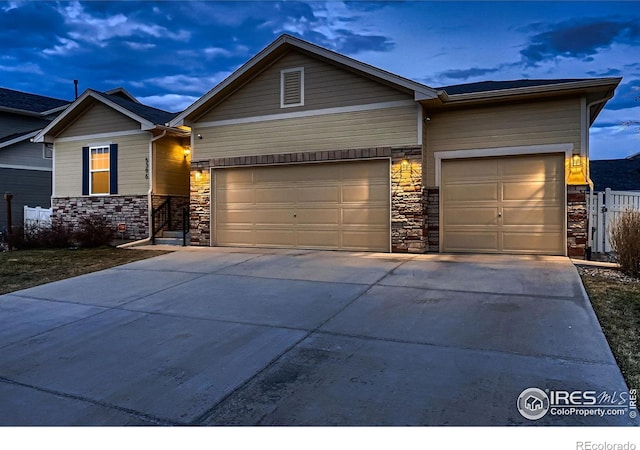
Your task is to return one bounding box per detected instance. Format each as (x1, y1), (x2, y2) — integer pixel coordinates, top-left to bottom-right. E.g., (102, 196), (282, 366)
(0, 105), (43, 117)
(0, 130), (40, 149)
(436, 78), (622, 105)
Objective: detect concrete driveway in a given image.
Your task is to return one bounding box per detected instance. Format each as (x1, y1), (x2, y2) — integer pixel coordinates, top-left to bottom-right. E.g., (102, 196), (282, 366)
(0, 248), (636, 426)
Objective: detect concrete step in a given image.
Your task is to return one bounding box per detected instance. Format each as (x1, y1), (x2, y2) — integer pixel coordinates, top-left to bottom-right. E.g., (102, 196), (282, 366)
(161, 230), (186, 238)
(154, 230), (189, 246)
(154, 237), (186, 246)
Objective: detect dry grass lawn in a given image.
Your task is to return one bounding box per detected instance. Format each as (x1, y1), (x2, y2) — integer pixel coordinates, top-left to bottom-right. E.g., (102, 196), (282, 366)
(579, 270), (640, 390)
(0, 247), (170, 295)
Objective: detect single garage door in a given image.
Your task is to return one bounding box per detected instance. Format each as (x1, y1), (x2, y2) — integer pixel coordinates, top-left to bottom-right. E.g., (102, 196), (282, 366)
(214, 160), (390, 251)
(441, 153), (565, 255)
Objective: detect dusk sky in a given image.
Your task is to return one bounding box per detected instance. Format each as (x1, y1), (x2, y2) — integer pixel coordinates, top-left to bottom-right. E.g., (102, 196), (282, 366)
(1, 1), (639, 159)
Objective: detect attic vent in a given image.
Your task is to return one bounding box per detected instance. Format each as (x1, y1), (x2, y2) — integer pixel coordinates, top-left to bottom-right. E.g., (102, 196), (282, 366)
(280, 67), (304, 108)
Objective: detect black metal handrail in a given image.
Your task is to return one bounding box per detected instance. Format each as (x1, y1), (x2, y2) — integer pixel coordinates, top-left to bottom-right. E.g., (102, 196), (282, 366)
(182, 207), (189, 246)
(151, 197), (171, 244)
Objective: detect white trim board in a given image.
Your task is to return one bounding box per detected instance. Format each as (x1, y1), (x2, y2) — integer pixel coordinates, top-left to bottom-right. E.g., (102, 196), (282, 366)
(55, 129), (150, 143)
(0, 130), (39, 149)
(434, 143), (574, 186)
(194, 99), (417, 129)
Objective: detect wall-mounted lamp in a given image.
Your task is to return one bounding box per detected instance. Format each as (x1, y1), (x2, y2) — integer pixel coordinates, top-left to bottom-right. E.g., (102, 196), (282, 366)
(401, 158), (411, 172)
(568, 153), (587, 185)
(197, 134), (203, 140)
(183, 146), (191, 159)
(571, 154), (582, 167)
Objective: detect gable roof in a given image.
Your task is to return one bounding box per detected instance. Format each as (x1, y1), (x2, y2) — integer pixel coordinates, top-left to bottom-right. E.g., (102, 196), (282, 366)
(590, 157), (640, 192)
(99, 91), (177, 124)
(34, 89), (183, 143)
(0, 87), (70, 116)
(171, 34), (438, 126)
(171, 34), (620, 127)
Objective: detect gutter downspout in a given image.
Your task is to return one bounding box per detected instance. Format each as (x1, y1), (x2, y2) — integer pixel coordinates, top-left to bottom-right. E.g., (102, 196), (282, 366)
(119, 129), (167, 249)
(148, 130), (167, 243)
(584, 91), (615, 257)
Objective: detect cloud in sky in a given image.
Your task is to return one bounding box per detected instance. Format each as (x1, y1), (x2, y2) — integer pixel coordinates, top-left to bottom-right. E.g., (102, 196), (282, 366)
(520, 18), (640, 66)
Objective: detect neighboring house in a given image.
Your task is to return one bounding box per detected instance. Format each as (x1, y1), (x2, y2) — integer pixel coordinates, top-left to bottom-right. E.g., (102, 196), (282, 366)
(589, 153), (640, 192)
(0, 87), (70, 231)
(171, 34), (620, 257)
(34, 88), (190, 240)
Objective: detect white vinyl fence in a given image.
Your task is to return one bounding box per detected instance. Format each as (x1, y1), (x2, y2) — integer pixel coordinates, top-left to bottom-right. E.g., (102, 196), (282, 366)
(588, 188), (640, 253)
(23, 205), (52, 228)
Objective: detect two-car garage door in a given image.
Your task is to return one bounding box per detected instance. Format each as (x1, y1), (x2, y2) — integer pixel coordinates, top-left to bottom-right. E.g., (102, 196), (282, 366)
(211, 153), (565, 255)
(214, 160), (390, 251)
(441, 153), (565, 255)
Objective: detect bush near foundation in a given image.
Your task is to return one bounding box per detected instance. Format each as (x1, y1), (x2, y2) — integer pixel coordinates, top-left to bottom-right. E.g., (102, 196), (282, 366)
(7, 224), (74, 250)
(609, 209), (640, 277)
(74, 214), (116, 248)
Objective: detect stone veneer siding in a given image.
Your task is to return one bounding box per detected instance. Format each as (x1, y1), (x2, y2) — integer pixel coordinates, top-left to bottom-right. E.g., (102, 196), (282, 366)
(52, 195), (149, 240)
(189, 170), (211, 246)
(189, 146), (426, 252)
(567, 184), (588, 258)
(424, 188), (440, 252)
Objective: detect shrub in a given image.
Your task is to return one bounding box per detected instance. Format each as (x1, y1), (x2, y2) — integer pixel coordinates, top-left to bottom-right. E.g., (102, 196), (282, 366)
(609, 209), (640, 277)
(6, 223), (74, 250)
(74, 214), (116, 248)
(42, 223), (74, 248)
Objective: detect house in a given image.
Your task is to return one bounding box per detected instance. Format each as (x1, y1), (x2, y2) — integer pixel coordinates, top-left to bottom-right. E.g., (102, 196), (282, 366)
(589, 153), (640, 192)
(0, 87), (69, 231)
(525, 395), (544, 412)
(170, 34), (620, 257)
(34, 88), (190, 241)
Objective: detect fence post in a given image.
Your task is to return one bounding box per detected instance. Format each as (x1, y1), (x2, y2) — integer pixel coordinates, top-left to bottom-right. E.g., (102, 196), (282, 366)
(604, 188), (612, 252)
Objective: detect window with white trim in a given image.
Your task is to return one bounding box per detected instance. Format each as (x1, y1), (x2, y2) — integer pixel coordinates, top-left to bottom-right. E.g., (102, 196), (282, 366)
(90, 145), (110, 195)
(280, 67), (304, 108)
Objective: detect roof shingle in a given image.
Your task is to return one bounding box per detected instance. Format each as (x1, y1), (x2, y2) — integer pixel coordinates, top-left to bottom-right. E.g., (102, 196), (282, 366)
(437, 79), (591, 95)
(590, 156), (640, 191)
(0, 87), (70, 113)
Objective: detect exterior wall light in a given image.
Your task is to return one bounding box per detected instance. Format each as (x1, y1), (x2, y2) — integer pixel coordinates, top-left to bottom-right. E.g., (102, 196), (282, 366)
(183, 146), (191, 158)
(571, 154), (582, 167)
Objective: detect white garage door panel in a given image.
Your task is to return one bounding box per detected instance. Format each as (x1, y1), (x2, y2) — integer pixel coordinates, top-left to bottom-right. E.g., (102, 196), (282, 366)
(214, 160), (390, 251)
(442, 153), (565, 255)
(502, 232), (564, 253)
(444, 207), (499, 226)
(502, 206), (564, 227)
(444, 183), (499, 202)
(444, 232), (499, 252)
(255, 187), (296, 203)
(296, 208), (340, 225)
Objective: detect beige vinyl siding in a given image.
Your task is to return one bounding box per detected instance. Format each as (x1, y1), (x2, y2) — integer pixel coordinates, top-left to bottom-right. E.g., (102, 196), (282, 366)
(54, 132), (151, 197)
(194, 105), (418, 160)
(154, 137), (190, 196)
(198, 51), (413, 122)
(424, 97), (582, 186)
(58, 102), (140, 138)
